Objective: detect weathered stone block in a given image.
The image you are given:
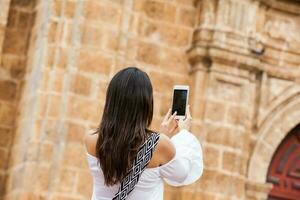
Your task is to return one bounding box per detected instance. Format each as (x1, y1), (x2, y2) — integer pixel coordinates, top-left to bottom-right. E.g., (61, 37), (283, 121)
(0, 102), (15, 126)
(136, 41), (160, 65)
(84, 0), (121, 26)
(176, 0), (196, 7)
(222, 151), (247, 175)
(76, 170), (93, 197)
(6, 8), (17, 28)
(18, 11), (34, 29)
(57, 47), (68, 69)
(197, 169), (245, 198)
(35, 165), (51, 192)
(66, 122), (86, 144)
(57, 168), (77, 193)
(149, 70), (188, 93)
(203, 145), (220, 169)
(142, 1), (176, 23)
(103, 30), (119, 52)
(3, 28), (29, 54)
(204, 101), (226, 122)
(0, 127), (11, 148)
(52, 0), (62, 17)
(45, 45), (55, 67)
(81, 25), (103, 48)
(0, 149), (8, 169)
(51, 69), (64, 92)
(62, 144), (88, 169)
(178, 8), (196, 27)
(48, 94), (62, 118)
(97, 80), (108, 101)
(67, 96), (102, 122)
(64, 0), (75, 19)
(206, 124), (246, 150)
(52, 194), (80, 200)
(226, 106), (250, 127)
(47, 20), (58, 44)
(77, 49), (112, 75)
(38, 142), (54, 163)
(161, 49), (189, 73)
(0, 173), (6, 196)
(0, 80), (17, 101)
(70, 73), (92, 96)
(11, 0), (36, 8)
(25, 141), (39, 161)
(138, 19), (191, 47)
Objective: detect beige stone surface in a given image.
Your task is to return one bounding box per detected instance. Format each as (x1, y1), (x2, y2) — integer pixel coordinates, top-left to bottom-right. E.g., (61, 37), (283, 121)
(0, 0), (299, 199)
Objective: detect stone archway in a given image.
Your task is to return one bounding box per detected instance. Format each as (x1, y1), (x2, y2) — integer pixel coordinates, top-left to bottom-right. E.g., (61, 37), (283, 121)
(267, 124), (300, 199)
(247, 92), (300, 199)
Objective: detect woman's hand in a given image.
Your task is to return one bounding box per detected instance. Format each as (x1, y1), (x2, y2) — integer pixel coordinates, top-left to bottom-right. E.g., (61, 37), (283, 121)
(178, 105), (192, 131)
(159, 109), (178, 137)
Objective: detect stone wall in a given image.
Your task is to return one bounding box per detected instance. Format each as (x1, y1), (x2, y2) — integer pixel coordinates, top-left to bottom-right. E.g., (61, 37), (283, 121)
(0, 0), (37, 198)
(2, 0), (194, 199)
(187, 0), (300, 199)
(0, 0), (299, 200)
(0, 0), (12, 195)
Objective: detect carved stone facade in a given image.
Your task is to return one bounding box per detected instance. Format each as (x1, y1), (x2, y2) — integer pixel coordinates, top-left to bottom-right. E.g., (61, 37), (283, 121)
(0, 0), (299, 200)
(188, 0), (300, 199)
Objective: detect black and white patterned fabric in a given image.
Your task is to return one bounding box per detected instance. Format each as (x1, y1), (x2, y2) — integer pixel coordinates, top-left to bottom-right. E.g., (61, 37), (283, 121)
(112, 133), (160, 200)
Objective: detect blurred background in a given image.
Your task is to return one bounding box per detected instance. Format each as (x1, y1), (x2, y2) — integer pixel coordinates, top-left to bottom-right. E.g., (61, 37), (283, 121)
(0, 0), (300, 199)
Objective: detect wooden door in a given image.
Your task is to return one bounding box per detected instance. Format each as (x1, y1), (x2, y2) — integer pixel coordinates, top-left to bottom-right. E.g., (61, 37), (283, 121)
(267, 124), (300, 200)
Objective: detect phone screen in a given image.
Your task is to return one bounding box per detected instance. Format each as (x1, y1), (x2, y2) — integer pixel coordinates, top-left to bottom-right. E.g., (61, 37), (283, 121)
(172, 89), (188, 115)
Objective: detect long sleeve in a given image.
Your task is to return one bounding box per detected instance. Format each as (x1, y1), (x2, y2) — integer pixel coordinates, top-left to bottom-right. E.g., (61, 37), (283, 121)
(158, 129), (204, 186)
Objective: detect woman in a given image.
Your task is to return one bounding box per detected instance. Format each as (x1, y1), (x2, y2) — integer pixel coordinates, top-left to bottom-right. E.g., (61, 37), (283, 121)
(85, 67), (203, 200)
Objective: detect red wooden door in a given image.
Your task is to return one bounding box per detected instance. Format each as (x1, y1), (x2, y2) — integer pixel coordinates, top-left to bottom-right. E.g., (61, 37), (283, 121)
(267, 124), (300, 200)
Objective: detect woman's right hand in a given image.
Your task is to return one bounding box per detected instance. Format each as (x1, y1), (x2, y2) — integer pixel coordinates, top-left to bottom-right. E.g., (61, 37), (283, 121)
(178, 105), (192, 131)
(159, 109), (178, 137)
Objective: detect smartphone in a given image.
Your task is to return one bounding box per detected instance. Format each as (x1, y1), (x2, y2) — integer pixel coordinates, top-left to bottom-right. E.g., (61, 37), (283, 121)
(171, 85), (189, 120)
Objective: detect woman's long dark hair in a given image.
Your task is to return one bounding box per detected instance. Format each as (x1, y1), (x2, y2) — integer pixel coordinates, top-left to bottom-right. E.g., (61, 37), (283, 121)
(94, 67), (154, 186)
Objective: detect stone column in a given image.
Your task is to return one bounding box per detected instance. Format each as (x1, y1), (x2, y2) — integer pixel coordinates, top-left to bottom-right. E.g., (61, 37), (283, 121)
(0, 0), (12, 197)
(188, 47), (259, 199)
(0, 0), (11, 63)
(0, 0), (37, 198)
(186, 0), (263, 199)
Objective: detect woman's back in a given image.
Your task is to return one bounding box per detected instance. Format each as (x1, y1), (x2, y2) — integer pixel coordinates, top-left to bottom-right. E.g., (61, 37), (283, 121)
(86, 151), (165, 200)
(85, 129), (203, 200)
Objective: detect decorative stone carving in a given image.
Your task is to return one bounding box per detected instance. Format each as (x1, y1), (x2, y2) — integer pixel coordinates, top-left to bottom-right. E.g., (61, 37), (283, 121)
(263, 14), (300, 42)
(256, 74), (300, 128)
(259, 0), (300, 14)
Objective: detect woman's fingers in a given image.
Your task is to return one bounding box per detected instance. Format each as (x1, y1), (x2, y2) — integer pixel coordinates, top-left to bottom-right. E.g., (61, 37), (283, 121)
(163, 108), (172, 122)
(169, 123), (178, 135)
(169, 118), (178, 132)
(186, 105), (192, 119)
(167, 111), (177, 124)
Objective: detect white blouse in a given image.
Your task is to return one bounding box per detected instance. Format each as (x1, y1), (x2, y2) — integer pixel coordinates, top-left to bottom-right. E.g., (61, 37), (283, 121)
(86, 129), (203, 200)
